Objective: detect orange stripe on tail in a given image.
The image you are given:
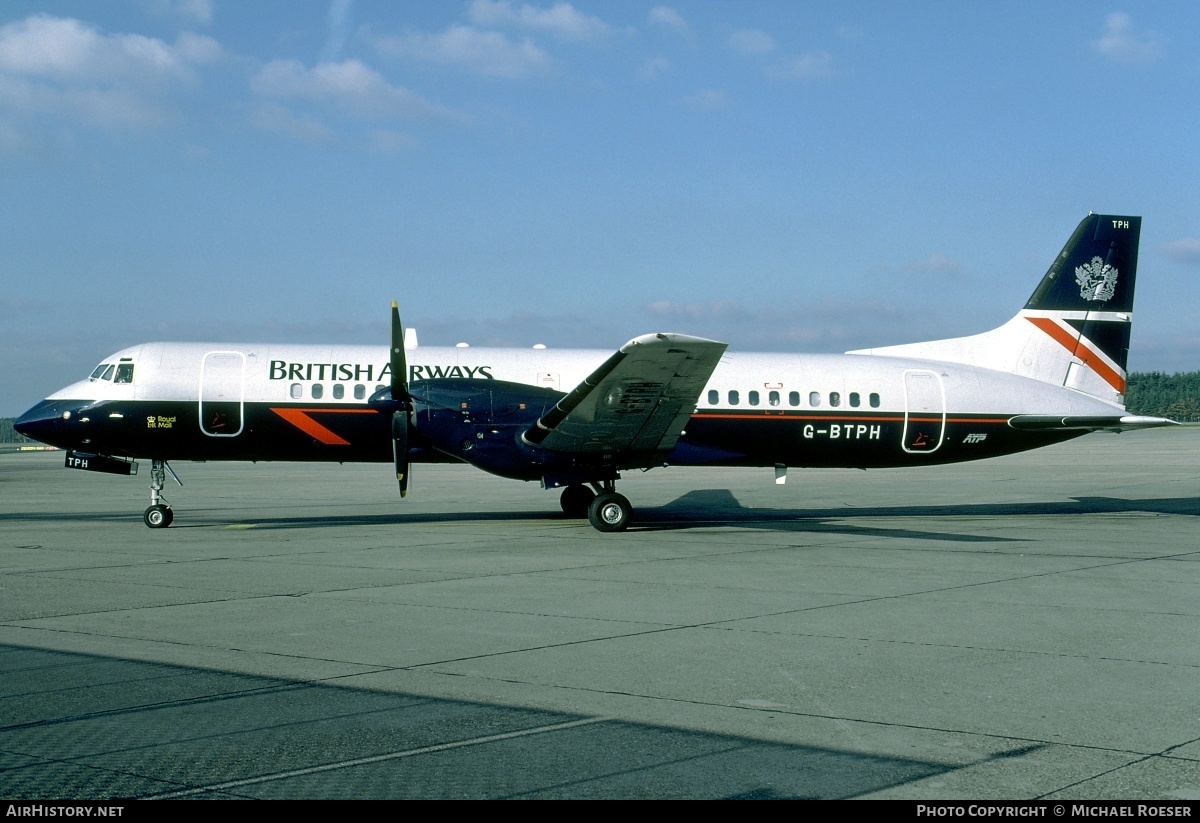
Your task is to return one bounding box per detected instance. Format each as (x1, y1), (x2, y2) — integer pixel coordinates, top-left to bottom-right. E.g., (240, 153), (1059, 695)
(1026, 317), (1125, 393)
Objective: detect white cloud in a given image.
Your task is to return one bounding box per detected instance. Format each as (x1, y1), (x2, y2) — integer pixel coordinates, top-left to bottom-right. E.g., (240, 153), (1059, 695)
(251, 59), (467, 122)
(137, 0), (214, 25)
(0, 15), (220, 136)
(648, 6), (690, 38)
(375, 26), (552, 78)
(641, 299), (906, 350)
(640, 56), (671, 80)
(0, 15), (218, 83)
(1161, 238), (1200, 265)
(677, 88), (727, 112)
(320, 0), (355, 62)
(729, 29), (775, 56)
(368, 128), (419, 155)
(769, 51), (835, 80)
(646, 300), (748, 321)
(903, 253), (965, 276)
(251, 103), (336, 143)
(1092, 12), (1164, 64)
(467, 0), (612, 41)
(0, 120), (26, 154)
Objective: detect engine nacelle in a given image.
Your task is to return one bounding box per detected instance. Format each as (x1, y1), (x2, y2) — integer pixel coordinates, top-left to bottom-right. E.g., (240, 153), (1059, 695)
(408, 379), (610, 482)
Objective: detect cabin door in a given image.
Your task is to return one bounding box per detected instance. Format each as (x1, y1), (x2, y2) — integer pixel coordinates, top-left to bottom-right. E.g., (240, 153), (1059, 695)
(902, 369), (945, 454)
(200, 351), (246, 437)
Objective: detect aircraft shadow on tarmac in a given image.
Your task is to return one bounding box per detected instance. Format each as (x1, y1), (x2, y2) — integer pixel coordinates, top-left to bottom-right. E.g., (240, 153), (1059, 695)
(3, 490), (1199, 536)
(1, 641), (1040, 800)
(190, 489), (1200, 537)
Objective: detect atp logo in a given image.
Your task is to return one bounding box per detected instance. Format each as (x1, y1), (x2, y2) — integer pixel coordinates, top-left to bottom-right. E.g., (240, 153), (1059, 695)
(1075, 257), (1118, 303)
(963, 433), (987, 444)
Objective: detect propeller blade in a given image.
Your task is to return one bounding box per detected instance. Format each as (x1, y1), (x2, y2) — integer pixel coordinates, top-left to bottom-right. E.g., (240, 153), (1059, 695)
(390, 301), (411, 498)
(392, 409), (409, 498)
(390, 300), (408, 403)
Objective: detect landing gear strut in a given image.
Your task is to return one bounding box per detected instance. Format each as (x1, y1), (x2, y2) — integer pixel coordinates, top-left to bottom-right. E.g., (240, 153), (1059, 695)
(143, 459), (181, 529)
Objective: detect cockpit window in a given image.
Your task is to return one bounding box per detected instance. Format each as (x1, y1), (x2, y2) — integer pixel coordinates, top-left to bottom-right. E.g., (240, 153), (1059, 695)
(90, 364), (107, 381)
(114, 363), (134, 384)
(100, 364), (115, 381)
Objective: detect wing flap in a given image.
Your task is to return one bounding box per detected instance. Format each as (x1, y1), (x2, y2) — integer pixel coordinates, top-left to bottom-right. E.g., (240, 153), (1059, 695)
(524, 333), (727, 456)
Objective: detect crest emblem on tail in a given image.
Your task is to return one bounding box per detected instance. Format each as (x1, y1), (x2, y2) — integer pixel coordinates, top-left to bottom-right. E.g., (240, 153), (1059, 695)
(1075, 257), (1118, 303)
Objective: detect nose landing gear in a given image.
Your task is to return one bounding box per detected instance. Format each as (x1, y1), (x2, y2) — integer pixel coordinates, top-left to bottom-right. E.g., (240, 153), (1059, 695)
(143, 459), (181, 528)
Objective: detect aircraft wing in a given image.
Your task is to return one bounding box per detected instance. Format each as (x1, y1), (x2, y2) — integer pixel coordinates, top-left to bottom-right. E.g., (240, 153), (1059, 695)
(1007, 414), (1177, 432)
(523, 333), (727, 457)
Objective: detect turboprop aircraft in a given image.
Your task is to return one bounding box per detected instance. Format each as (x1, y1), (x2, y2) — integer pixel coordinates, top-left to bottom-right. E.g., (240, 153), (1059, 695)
(15, 213), (1174, 532)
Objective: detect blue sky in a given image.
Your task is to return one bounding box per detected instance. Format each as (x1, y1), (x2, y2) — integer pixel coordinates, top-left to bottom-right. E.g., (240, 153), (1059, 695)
(2, 1), (1199, 416)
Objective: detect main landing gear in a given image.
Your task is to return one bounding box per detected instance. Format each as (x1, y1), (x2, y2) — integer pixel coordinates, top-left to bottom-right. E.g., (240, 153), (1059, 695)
(143, 459), (181, 529)
(559, 481), (633, 533)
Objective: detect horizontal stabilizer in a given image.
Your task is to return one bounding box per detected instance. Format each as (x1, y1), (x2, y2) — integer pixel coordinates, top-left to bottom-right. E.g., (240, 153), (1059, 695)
(1007, 414), (1176, 432)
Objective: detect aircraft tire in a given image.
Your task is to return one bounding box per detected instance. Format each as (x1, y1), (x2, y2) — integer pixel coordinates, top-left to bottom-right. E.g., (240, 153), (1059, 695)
(560, 485), (595, 518)
(588, 492), (631, 532)
(144, 505), (173, 529)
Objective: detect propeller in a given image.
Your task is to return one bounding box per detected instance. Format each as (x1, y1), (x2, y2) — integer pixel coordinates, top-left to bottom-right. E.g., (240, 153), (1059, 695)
(390, 301), (411, 498)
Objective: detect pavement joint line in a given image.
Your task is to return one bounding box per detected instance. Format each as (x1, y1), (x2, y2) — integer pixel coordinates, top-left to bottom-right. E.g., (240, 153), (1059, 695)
(692, 624), (1198, 668)
(0, 680), (319, 732)
(10, 550), (1193, 677)
(141, 715), (612, 799)
(407, 670), (1174, 760)
(1034, 751), (1174, 800)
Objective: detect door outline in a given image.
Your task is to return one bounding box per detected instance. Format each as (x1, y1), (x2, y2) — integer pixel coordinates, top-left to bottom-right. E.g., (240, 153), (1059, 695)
(199, 351), (246, 437)
(902, 369), (946, 454)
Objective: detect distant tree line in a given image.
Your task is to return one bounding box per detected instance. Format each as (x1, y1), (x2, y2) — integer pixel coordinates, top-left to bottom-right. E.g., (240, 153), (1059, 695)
(1124, 371), (1200, 422)
(0, 370), (1196, 441)
(1, 418), (34, 444)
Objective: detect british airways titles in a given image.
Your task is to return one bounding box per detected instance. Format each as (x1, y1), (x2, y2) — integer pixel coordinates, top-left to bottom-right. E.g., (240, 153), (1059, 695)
(268, 361), (495, 383)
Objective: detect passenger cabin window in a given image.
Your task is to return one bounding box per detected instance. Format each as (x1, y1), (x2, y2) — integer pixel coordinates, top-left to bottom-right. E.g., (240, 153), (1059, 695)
(789, 391), (800, 406)
(809, 391), (821, 407)
(849, 392), (861, 408)
(707, 389), (719, 405)
(769, 390), (780, 406)
(333, 384), (345, 400)
(312, 384), (324, 400)
(829, 391), (840, 407)
(290, 383), (302, 399)
(728, 390), (740, 406)
(748, 391), (760, 406)
(869, 392), (881, 408)
(354, 384), (366, 400)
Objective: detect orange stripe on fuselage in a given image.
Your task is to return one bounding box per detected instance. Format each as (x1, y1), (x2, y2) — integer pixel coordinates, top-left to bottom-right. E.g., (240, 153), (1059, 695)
(270, 407), (377, 446)
(1025, 317), (1125, 393)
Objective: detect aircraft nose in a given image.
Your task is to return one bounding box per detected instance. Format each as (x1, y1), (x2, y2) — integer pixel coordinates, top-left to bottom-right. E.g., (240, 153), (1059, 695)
(14, 400), (74, 447)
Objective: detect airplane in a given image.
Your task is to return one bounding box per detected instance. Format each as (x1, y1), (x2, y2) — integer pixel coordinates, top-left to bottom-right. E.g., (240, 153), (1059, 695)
(14, 213), (1175, 532)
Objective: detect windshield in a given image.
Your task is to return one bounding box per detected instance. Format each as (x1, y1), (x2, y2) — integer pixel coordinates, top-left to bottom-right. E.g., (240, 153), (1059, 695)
(88, 361), (134, 383)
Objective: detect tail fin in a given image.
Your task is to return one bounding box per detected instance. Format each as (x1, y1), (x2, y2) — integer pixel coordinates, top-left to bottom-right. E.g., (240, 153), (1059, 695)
(849, 214), (1141, 406)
